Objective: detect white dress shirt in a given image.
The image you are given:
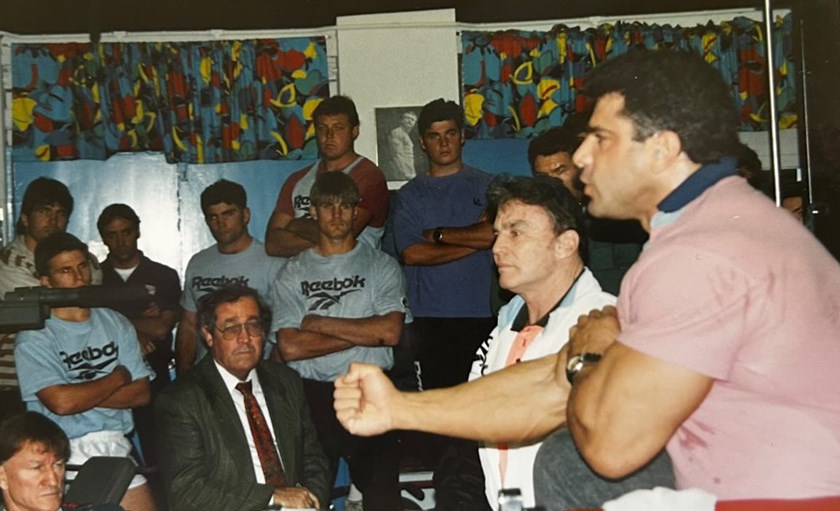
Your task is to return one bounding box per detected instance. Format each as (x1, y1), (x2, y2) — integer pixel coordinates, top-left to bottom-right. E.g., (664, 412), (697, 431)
(213, 360), (285, 484)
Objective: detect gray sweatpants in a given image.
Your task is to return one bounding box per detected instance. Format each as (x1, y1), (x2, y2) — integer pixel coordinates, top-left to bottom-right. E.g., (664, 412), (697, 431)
(533, 428), (675, 510)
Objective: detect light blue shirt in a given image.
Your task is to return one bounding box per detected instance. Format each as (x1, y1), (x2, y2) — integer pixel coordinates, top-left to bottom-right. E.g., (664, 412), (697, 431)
(16, 308), (153, 439)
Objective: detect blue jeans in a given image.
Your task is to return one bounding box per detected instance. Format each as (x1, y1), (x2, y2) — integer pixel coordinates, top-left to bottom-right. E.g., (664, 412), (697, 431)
(533, 428), (675, 510)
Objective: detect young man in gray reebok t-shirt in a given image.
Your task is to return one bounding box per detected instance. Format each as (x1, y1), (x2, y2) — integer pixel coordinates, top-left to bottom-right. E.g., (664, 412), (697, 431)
(272, 172), (407, 511)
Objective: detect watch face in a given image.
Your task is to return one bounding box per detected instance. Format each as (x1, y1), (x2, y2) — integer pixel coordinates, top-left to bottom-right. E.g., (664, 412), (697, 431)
(566, 354), (583, 384)
(566, 353), (602, 384)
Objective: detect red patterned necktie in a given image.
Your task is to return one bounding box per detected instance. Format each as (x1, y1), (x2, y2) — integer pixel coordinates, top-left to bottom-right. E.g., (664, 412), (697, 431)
(235, 380), (286, 488)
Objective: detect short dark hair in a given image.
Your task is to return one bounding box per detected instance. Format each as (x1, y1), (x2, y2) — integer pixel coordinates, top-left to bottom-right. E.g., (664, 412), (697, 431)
(97, 203), (141, 237)
(34, 232), (89, 277)
(197, 285), (271, 336)
(16, 178), (74, 235)
(313, 95), (359, 127)
(584, 50), (740, 164)
(200, 179), (247, 216)
(418, 98), (464, 134)
(0, 412), (70, 465)
(310, 171), (359, 207)
(528, 112), (590, 172)
(487, 175), (588, 260)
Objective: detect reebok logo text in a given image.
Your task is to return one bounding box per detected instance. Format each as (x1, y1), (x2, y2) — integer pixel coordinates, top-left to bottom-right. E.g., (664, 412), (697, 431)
(301, 276), (366, 296)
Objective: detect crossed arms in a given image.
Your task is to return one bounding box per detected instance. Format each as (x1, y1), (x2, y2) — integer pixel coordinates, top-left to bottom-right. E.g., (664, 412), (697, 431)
(37, 365), (150, 416)
(401, 221), (494, 266)
(276, 311), (404, 362)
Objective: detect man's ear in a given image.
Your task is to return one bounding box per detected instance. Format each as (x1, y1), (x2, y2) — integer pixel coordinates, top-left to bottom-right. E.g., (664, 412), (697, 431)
(20, 213), (30, 231)
(0, 464), (8, 492)
(201, 326), (215, 349)
(651, 130), (683, 171)
(555, 229), (580, 259)
(309, 205), (319, 221)
(39, 275), (52, 288)
(352, 125), (360, 140)
(242, 207), (251, 225)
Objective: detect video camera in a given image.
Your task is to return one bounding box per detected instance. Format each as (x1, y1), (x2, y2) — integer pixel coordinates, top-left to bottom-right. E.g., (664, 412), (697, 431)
(0, 286), (153, 332)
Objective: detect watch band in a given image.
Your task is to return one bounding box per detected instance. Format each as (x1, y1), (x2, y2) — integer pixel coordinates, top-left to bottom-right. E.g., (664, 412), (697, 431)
(566, 352), (602, 384)
(433, 227), (444, 244)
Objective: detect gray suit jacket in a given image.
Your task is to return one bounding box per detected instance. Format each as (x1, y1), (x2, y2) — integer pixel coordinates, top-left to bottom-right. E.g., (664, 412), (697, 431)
(155, 356), (331, 511)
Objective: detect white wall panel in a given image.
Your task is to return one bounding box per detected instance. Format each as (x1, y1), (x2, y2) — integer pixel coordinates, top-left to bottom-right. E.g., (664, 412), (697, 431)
(336, 9), (460, 165)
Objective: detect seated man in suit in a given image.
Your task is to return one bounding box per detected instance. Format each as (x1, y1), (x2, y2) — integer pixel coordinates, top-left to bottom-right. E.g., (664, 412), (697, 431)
(156, 286), (330, 511)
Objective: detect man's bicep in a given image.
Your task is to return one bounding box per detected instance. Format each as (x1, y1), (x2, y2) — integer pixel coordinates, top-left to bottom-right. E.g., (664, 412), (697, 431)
(270, 281), (305, 332)
(605, 343), (712, 426)
(354, 164), (389, 220)
(267, 209), (294, 231)
(620, 247), (754, 378)
(373, 262), (409, 313)
(570, 342), (712, 476)
(176, 310), (199, 341)
(391, 195), (425, 254)
(180, 269), (198, 311)
(15, 338), (66, 400)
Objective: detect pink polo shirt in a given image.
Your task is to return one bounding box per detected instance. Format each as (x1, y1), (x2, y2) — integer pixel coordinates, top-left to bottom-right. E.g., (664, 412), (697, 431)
(618, 177), (840, 499)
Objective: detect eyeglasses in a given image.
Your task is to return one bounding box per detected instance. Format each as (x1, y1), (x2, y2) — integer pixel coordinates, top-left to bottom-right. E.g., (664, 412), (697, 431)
(214, 320), (263, 341)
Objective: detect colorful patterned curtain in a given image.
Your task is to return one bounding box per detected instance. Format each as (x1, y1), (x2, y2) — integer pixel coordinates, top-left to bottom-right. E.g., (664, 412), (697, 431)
(12, 37), (329, 163)
(461, 14), (795, 139)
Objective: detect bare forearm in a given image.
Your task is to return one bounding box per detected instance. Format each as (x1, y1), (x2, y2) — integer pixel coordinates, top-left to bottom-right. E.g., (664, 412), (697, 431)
(99, 378), (151, 409)
(265, 211), (318, 257)
(566, 354), (664, 478)
(132, 311), (177, 340)
(423, 222), (494, 250)
(265, 229), (316, 257)
(36, 368), (130, 415)
(277, 328), (354, 361)
(566, 342), (712, 478)
(402, 242), (476, 266)
(266, 217), (321, 257)
(395, 355), (568, 443)
(174, 312), (198, 375)
(302, 312), (403, 347)
(287, 218), (321, 244)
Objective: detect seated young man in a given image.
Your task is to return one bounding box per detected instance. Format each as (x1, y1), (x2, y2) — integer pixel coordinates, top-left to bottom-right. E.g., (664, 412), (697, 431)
(15, 233), (155, 511)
